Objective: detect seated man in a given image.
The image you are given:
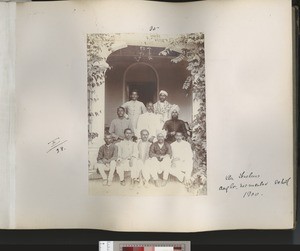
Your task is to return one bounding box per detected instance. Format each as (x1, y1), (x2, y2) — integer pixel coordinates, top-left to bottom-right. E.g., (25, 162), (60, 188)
(163, 106), (188, 144)
(170, 131), (194, 183)
(109, 106), (134, 141)
(137, 129), (159, 187)
(148, 131), (172, 187)
(116, 128), (140, 187)
(94, 134), (118, 186)
(136, 101), (163, 142)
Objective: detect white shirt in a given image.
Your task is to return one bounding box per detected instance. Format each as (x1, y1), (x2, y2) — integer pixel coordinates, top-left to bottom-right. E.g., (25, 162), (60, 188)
(136, 112), (163, 139)
(171, 140), (193, 162)
(138, 140), (151, 162)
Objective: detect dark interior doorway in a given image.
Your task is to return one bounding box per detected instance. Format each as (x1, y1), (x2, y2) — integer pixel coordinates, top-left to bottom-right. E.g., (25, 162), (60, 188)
(124, 63), (158, 104)
(126, 82), (157, 104)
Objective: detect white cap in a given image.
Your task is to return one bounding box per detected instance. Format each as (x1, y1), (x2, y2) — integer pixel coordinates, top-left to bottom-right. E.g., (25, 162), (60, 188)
(156, 130), (167, 138)
(159, 90), (168, 96)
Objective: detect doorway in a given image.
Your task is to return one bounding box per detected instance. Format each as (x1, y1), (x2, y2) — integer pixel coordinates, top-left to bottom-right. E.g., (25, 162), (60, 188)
(124, 63), (158, 104)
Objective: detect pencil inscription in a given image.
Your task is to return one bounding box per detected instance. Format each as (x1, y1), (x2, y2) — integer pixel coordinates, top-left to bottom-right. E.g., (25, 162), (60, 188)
(47, 137), (67, 154)
(218, 172), (291, 198)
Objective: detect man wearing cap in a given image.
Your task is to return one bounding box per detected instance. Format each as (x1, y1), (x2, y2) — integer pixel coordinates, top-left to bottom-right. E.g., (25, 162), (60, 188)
(136, 101), (163, 143)
(153, 90), (174, 124)
(163, 107), (189, 144)
(148, 130), (172, 187)
(121, 90), (146, 133)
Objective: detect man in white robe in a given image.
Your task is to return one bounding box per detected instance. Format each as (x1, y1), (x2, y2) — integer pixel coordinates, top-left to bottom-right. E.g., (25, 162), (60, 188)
(153, 90), (173, 124)
(136, 101), (163, 142)
(170, 131), (194, 183)
(137, 129), (159, 187)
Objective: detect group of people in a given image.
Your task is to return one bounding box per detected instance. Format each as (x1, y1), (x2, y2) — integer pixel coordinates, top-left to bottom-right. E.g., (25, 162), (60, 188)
(95, 90), (194, 188)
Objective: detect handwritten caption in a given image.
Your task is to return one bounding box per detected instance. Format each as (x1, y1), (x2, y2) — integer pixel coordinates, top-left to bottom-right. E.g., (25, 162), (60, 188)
(47, 137), (68, 154)
(219, 171), (291, 198)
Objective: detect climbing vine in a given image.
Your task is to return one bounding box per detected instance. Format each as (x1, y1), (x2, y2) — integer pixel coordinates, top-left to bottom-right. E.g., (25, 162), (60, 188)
(159, 33), (206, 195)
(87, 34), (115, 142)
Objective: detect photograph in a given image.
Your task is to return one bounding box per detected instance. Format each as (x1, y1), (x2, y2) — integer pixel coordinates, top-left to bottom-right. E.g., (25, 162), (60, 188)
(87, 33), (206, 196)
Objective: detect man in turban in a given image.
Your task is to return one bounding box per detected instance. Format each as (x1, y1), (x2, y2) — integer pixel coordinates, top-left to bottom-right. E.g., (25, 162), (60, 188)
(162, 106), (189, 144)
(153, 90), (174, 124)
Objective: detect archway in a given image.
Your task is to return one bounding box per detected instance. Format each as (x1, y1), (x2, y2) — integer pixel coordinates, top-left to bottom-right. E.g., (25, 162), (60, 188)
(123, 62), (158, 104)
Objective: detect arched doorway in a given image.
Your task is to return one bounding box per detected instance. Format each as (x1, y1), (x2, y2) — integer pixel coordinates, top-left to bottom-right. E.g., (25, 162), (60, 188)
(123, 63), (158, 104)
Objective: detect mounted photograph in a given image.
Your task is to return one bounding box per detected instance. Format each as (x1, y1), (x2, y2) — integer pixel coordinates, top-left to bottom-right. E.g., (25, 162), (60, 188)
(87, 33), (206, 196)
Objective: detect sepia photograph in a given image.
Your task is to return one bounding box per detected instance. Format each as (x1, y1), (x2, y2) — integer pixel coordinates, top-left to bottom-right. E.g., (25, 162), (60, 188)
(87, 33), (206, 196)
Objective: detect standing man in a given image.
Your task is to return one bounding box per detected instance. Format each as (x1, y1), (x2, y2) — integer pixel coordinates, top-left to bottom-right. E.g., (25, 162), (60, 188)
(148, 131), (172, 187)
(162, 106), (188, 144)
(153, 90), (176, 124)
(116, 128), (140, 187)
(136, 101), (163, 142)
(94, 134), (118, 186)
(137, 129), (159, 187)
(122, 89), (146, 133)
(170, 131), (194, 183)
(109, 106), (134, 141)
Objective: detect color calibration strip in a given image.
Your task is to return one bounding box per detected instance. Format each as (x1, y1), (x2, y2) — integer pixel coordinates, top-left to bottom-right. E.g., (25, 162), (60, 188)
(120, 242), (185, 251)
(99, 241), (189, 251)
(122, 247), (181, 251)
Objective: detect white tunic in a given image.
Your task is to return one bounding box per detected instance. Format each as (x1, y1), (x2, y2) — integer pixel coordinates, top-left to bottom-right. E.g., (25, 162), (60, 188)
(136, 112), (163, 139)
(122, 100), (146, 131)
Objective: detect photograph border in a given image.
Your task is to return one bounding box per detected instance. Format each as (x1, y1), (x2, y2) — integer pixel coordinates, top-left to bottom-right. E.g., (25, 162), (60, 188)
(87, 33), (207, 195)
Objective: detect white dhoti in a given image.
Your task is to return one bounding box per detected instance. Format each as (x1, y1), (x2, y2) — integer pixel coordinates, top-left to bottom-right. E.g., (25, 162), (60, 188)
(148, 157), (171, 181)
(138, 159), (159, 182)
(95, 161), (116, 181)
(170, 159), (193, 182)
(116, 159), (141, 181)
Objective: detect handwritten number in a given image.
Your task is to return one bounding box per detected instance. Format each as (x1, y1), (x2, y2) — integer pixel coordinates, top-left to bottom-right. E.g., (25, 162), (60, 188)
(47, 138), (67, 154)
(149, 26), (159, 31)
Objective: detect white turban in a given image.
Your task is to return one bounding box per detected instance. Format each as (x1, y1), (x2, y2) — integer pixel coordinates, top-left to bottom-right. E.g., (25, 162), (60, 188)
(170, 104), (180, 114)
(159, 90), (168, 96)
(156, 130), (166, 138)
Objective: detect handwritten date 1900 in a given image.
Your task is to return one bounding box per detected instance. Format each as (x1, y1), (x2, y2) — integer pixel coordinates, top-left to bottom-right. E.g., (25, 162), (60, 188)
(243, 191), (261, 198)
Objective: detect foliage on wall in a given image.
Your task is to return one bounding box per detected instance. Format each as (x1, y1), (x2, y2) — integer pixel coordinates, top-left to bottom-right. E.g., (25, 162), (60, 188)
(87, 34), (115, 142)
(159, 33), (207, 194)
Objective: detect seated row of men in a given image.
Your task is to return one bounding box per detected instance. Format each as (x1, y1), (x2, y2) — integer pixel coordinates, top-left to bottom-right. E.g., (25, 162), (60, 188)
(108, 90), (190, 144)
(95, 128), (193, 187)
